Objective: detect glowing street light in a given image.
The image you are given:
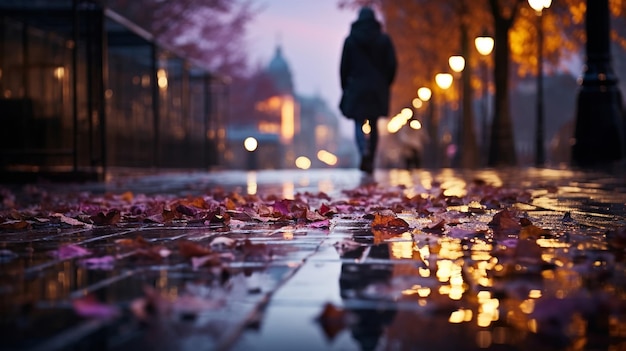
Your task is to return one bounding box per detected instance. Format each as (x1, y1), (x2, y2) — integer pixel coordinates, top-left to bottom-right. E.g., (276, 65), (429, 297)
(409, 119), (422, 130)
(295, 156), (311, 170)
(448, 55), (465, 167)
(244, 137), (258, 152)
(412, 98), (423, 109)
(417, 87), (432, 101)
(317, 150), (338, 166)
(528, 0), (551, 12)
(528, 0), (552, 167)
(474, 35), (494, 57)
(448, 56), (465, 73)
(435, 73), (453, 90)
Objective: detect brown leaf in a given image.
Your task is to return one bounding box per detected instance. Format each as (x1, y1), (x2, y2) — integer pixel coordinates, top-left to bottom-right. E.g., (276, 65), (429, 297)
(317, 303), (349, 341)
(179, 240), (213, 258)
(89, 209), (121, 226)
(0, 219), (30, 230)
(305, 208), (326, 222)
(423, 219), (446, 234)
(175, 204), (197, 216)
(514, 239), (543, 266)
(371, 213), (409, 230)
(239, 239), (271, 262)
(224, 197), (237, 211)
(115, 236), (150, 248)
(52, 213), (92, 228)
(519, 224), (550, 240)
(489, 209), (521, 238)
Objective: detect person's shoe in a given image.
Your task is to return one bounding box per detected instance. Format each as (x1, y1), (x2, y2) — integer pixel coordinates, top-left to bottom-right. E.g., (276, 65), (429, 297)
(359, 155), (373, 174)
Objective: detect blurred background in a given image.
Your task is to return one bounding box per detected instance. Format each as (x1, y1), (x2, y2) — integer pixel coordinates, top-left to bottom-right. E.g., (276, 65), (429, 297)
(0, 0), (625, 178)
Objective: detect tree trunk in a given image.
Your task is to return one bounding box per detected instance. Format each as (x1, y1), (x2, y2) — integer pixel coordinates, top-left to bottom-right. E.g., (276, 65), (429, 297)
(488, 0), (518, 167)
(459, 19), (479, 168)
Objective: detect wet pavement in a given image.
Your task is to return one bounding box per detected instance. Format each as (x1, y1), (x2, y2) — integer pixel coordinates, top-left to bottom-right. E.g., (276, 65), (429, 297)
(1, 167), (626, 351)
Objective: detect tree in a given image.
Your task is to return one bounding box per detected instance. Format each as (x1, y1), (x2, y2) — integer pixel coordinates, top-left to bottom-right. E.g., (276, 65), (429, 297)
(336, 0), (626, 167)
(107, 0), (255, 78)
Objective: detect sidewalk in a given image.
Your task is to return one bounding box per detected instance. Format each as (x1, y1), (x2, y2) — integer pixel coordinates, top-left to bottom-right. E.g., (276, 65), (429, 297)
(1, 167), (625, 351)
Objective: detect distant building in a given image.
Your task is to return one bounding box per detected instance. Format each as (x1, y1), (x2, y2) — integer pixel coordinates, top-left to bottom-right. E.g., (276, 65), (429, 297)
(227, 45), (345, 170)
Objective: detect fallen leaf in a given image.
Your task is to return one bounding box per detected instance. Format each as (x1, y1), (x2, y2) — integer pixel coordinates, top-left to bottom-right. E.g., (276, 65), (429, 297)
(489, 209), (522, 238)
(371, 213), (410, 230)
(52, 213), (92, 228)
(179, 240), (213, 258)
(79, 255), (116, 270)
(519, 224), (550, 240)
(239, 239), (271, 262)
(191, 253), (223, 269)
(309, 219), (330, 229)
(316, 303), (350, 341)
(0, 219), (30, 230)
(53, 244), (92, 260)
(115, 236), (150, 248)
(72, 295), (120, 319)
(89, 209), (121, 226)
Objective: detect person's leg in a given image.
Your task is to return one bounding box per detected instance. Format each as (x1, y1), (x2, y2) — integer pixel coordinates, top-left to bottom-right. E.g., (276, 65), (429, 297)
(355, 118), (374, 173)
(354, 119), (368, 156)
(367, 117), (378, 158)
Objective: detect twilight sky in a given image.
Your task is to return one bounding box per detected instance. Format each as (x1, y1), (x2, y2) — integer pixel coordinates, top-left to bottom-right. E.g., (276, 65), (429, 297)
(245, 0), (357, 115)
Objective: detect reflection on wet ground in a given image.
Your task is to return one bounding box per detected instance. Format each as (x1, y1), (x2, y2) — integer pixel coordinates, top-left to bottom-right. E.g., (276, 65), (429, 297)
(1, 168), (625, 351)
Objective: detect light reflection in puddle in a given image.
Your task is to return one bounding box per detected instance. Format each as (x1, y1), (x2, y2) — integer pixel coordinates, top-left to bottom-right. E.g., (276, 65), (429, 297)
(246, 172), (257, 195)
(282, 182), (294, 200)
(317, 179), (334, 195)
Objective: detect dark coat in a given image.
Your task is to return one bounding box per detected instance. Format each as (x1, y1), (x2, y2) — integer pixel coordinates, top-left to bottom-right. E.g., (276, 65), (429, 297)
(340, 16), (397, 120)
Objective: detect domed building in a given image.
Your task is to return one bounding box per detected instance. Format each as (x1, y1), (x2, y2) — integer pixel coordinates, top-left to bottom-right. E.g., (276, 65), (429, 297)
(266, 45), (294, 95)
(227, 44), (344, 170)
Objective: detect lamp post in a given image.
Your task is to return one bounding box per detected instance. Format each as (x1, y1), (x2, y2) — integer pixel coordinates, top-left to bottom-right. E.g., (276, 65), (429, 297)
(435, 73), (453, 167)
(244, 136), (258, 170)
(528, 0), (551, 167)
(573, 0), (624, 167)
(448, 55), (465, 167)
(474, 34), (494, 166)
(418, 86), (433, 166)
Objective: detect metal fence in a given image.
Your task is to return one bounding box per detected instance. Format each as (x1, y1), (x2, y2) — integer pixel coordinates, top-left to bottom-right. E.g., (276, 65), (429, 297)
(0, 0), (228, 179)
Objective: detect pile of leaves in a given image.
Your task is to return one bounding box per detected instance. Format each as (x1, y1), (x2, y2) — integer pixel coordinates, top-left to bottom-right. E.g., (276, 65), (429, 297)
(2, 178), (626, 348)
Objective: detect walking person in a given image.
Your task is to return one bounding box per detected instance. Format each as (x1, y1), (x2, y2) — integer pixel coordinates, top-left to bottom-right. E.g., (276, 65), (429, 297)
(339, 6), (397, 174)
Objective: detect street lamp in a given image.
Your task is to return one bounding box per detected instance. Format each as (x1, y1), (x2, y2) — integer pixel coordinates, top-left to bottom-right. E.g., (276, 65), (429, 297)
(528, 0), (551, 167)
(435, 73), (453, 167)
(474, 33), (494, 165)
(416, 86), (434, 165)
(244, 137), (258, 170)
(435, 73), (453, 90)
(417, 87), (432, 102)
(448, 56), (465, 74)
(573, 0), (625, 166)
(449, 55), (465, 167)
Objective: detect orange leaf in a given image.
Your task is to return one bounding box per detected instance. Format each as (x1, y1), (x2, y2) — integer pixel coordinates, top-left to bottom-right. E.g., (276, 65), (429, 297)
(224, 197), (237, 211)
(120, 191), (134, 202)
(371, 213), (409, 230)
